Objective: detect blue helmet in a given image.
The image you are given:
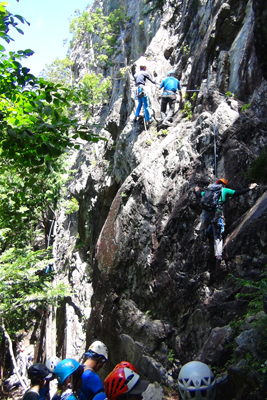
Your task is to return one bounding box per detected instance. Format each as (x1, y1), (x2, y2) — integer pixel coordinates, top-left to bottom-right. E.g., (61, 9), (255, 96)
(54, 358), (80, 384)
(167, 70), (175, 76)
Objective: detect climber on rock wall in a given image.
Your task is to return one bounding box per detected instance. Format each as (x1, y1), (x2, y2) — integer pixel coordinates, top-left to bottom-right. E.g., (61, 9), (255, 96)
(79, 341), (108, 400)
(159, 70), (183, 127)
(133, 63), (158, 125)
(195, 179), (257, 261)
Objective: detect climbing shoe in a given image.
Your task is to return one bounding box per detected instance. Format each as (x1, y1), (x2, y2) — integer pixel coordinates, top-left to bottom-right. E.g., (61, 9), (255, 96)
(162, 120), (173, 126)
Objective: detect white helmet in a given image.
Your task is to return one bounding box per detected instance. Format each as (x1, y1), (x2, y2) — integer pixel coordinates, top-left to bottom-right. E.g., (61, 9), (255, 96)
(46, 356), (61, 373)
(178, 361), (216, 400)
(87, 340), (108, 360)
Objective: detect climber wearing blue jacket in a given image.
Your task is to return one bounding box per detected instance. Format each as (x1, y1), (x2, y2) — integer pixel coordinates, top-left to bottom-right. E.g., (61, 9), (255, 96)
(159, 70), (182, 126)
(79, 341), (108, 400)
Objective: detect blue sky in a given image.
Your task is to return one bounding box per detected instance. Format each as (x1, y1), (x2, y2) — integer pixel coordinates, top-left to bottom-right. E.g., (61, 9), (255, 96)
(5, 0), (93, 76)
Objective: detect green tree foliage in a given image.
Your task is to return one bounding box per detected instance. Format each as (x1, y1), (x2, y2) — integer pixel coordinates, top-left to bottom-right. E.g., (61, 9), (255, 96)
(0, 246), (69, 335)
(246, 149), (267, 184)
(39, 57), (74, 86)
(69, 7), (128, 66)
(0, 2), (93, 344)
(79, 72), (111, 116)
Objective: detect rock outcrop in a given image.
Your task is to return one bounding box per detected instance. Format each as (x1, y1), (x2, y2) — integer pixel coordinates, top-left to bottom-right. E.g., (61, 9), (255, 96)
(48, 0), (267, 399)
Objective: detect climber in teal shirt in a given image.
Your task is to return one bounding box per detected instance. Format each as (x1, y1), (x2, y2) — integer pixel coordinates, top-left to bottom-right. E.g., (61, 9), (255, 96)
(195, 179), (257, 261)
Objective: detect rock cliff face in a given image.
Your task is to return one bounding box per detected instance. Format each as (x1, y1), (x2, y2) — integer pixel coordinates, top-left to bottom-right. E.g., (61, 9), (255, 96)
(51, 0), (267, 399)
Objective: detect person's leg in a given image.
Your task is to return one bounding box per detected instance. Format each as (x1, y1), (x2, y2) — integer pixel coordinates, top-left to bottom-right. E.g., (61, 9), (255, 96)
(161, 97), (167, 121)
(135, 97), (142, 117)
(165, 98), (176, 122)
(212, 210), (225, 259)
(196, 210), (212, 233)
(143, 95), (151, 122)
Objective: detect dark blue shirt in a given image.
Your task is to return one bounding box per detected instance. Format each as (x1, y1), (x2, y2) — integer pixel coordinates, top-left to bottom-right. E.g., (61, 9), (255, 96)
(134, 70), (156, 86)
(160, 76), (181, 93)
(79, 370), (104, 400)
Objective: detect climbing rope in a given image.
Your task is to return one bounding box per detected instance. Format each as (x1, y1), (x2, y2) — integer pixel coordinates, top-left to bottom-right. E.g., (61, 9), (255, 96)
(210, 91), (228, 179)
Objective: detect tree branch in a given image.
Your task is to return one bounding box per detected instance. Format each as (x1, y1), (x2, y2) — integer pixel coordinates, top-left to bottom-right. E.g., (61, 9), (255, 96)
(0, 321), (29, 392)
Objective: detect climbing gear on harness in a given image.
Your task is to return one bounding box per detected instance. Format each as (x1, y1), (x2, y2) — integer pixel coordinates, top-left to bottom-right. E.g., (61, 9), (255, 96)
(218, 217), (225, 233)
(161, 90), (176, 99)
(85, 341), (108, 361)
(216, 179), (228, 186)
(46, 356), (61, 373)
(178, 361), (216, 400)
(114, 361), (137, 373)
(136, 86), (146, 98)
(54, 359), (80, 385)
(200, 184), (222, 212)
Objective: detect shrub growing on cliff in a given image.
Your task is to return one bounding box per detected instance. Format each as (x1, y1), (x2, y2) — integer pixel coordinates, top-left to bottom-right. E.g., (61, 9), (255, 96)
(69, 7), (129, 66)
(246, 149), (267, 184)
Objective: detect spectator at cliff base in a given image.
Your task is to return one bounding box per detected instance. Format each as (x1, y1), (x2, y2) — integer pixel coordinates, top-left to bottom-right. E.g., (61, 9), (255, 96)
(104, 367), (149, 400)
(54, 358), (83, 400)
(23, 364), (52, 400)
(79, 341), (108, 400)
(178, 361), (216, 400)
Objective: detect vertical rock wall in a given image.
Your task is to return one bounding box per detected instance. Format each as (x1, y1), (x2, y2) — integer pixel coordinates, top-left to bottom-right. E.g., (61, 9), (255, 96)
(50, 0), (267, 398)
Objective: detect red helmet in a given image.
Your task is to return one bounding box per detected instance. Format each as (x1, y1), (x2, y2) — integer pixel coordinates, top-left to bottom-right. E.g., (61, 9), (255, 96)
(216, 178), (228, 186)
(114, 362), (137, 373)
(104, 367), (140, 400)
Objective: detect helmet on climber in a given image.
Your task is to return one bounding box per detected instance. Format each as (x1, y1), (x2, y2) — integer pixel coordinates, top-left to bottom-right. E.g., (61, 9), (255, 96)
(167, 70), (175, 76)
(178, 361), (216, 400)
(46, 356), (61, 373)
(83, 340), (108, 372)
(114, 361), (138, 373)
(104, 367), (149, 400)
(216, 179), (228, 186)
(85, 340), (108, 361)
(28, 363), (52, 385)
(54, 358), (80, 385)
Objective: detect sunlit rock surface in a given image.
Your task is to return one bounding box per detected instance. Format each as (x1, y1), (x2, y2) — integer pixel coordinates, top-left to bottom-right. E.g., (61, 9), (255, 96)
(49, 0), (267, 399)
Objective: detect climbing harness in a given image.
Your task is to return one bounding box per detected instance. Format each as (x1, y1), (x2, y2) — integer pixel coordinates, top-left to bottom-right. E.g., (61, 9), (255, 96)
(218, 217), (225, 233)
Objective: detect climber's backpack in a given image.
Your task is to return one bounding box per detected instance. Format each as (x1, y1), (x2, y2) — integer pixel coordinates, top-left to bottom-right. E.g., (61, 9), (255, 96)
(200, 183), (223, 212)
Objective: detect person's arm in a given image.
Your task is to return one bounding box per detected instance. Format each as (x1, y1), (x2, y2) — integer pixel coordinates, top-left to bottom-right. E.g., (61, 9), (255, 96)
(232, 183), (257, 197)
(194, 186), (202, 199)
(177, 80), (183, 101)
(144, 71), (157, 85)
